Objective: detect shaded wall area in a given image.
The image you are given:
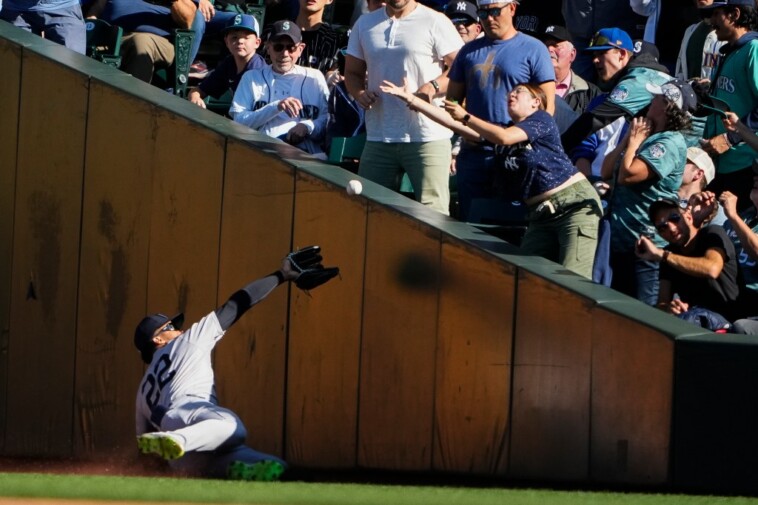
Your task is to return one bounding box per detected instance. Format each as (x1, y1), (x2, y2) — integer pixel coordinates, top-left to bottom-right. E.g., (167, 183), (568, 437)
(1, 21), (757, 495)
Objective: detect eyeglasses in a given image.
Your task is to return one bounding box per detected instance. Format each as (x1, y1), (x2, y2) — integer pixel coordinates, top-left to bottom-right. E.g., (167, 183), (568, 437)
(655, 212), (682, 232)
(476, 7), (503, 19)
(511, 87), (534, 98)
(160, 322), (175, 333)
(271, 43), (299, 53)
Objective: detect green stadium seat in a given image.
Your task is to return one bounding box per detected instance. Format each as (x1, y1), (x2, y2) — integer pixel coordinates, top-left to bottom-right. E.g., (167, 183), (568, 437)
(85, 18), (123, 68)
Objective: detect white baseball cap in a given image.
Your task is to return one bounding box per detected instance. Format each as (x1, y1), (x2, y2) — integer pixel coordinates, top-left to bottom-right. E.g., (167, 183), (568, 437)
(477, 0), (517, 8)
(686, 147), (716, 184)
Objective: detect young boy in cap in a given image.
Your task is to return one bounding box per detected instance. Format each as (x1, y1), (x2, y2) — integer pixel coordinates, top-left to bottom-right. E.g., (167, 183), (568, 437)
(188, 14), (265, 110)
(230, 20), (330, 157)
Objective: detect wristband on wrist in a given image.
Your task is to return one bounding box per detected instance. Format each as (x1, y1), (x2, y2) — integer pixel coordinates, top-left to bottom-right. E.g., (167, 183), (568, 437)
(461, 113), (471, 126)
(430, 79), (440, 92)
(273, 270), (286, 284)
(662, 250), (671, 263)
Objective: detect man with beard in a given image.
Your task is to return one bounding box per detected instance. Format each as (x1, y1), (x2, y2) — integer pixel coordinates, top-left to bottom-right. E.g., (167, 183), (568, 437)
(345, 0), (462, 215)
(636, 197), (743, 331)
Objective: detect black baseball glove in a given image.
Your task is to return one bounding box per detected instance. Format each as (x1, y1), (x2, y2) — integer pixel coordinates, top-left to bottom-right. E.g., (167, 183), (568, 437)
(288, 245), (340, 291)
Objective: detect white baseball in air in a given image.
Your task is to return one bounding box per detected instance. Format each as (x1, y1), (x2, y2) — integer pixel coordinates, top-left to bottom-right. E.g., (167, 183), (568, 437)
(346, 179), (363, 196)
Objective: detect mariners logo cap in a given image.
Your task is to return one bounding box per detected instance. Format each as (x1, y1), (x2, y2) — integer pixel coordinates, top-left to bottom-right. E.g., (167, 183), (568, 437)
(222, 14), (260, 36)
(134, 312), (184, 364)
(269, 20), (302, 44)
(585, 27), (634, 52)
(446, 0), (478, 24)
(645, 78), (699, 114)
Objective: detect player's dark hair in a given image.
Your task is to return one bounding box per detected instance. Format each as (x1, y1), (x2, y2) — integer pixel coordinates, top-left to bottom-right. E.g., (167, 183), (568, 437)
(724, 5), (758, 30)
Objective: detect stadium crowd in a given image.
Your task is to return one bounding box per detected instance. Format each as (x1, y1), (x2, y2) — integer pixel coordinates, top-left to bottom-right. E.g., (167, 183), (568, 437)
(5, 0), (758, 333)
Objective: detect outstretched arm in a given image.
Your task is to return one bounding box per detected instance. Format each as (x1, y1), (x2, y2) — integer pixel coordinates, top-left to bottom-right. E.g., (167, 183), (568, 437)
(214, 257), (299, 331)
(380, 79), (527, 145)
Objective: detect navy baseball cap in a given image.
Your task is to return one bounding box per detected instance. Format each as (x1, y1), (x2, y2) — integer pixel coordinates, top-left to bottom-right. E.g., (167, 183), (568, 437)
(645, 78), (699, 114)
(134, 312), (184, 364)
(540, 25), (572, 43)
(221, 14), (260, 36)
(268, 20), (302, 44)
(585, 27), (634, 52)
(700, 0), (754, 9)
(633, 39), (659, 61)
(446, 0), (478, 24)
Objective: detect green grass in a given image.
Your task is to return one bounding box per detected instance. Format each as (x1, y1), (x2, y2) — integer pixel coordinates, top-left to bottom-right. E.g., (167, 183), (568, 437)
(2, 473), (758, 505)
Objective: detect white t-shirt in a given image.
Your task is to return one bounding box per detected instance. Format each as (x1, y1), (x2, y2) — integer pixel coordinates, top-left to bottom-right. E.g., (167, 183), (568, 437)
(347, 4), (463, 143)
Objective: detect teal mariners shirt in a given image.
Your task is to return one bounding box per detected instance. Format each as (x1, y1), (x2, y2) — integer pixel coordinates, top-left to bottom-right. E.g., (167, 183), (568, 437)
(704, 33), (758, 174)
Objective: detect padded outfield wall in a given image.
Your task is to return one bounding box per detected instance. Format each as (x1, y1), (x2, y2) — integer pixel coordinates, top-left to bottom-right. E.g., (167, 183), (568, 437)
(2, 21), (757, 494)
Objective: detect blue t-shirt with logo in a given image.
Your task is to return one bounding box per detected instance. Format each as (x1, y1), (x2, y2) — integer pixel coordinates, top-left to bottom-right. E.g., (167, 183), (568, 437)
(448, 32), (554, 125)
(610, 130), (687, 253)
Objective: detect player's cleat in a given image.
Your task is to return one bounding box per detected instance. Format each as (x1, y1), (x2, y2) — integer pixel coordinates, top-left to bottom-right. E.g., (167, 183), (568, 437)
(227, 460), (286, 481)
(137, 433), (185, 461)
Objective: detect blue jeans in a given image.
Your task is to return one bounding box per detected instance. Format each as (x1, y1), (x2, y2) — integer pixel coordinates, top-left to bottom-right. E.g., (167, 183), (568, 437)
(455, 147), (495, 221)
(190, 10), (239, 64)
(610, 251), (660, 306)
(1, 4), (86, 54)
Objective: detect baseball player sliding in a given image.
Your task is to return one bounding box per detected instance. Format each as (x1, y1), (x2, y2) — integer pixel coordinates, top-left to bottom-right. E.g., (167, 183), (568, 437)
(133, 246), (338, 480)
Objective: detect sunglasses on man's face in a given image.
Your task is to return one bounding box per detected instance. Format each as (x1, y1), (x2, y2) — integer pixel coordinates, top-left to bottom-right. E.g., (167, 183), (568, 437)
(476, 7), (504, 19)
(655, 212), (682, 232)
(271, 42), (299, 53)
(160, 322), (175, 333)
(588, 34), (623, 50)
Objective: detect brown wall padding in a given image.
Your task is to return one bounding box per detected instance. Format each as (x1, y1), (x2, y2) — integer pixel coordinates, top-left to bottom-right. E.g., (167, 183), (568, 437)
(358, 208), (441, 471)
(590, 308), (673, 484)
(7, 51), (88, 456)
(213, 139), (295, 458)
(76, 82), (156, 457)
(0, 37), (21, 454)
(2, 24), (687, 487)
(510, 271), (592, 481)
(433, 241), (516, 475)
(287, 171), (366, 468)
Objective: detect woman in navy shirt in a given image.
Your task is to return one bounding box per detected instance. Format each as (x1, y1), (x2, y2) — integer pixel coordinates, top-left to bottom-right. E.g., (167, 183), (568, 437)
(381, 80), (602, 279)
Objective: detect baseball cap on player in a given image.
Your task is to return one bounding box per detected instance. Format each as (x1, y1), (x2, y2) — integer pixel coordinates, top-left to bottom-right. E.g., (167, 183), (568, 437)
(134, 312), (185, 364)
(268, 20), (302, 44)
(221, 14), (260, 36)
(585, 27), (634, 52)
